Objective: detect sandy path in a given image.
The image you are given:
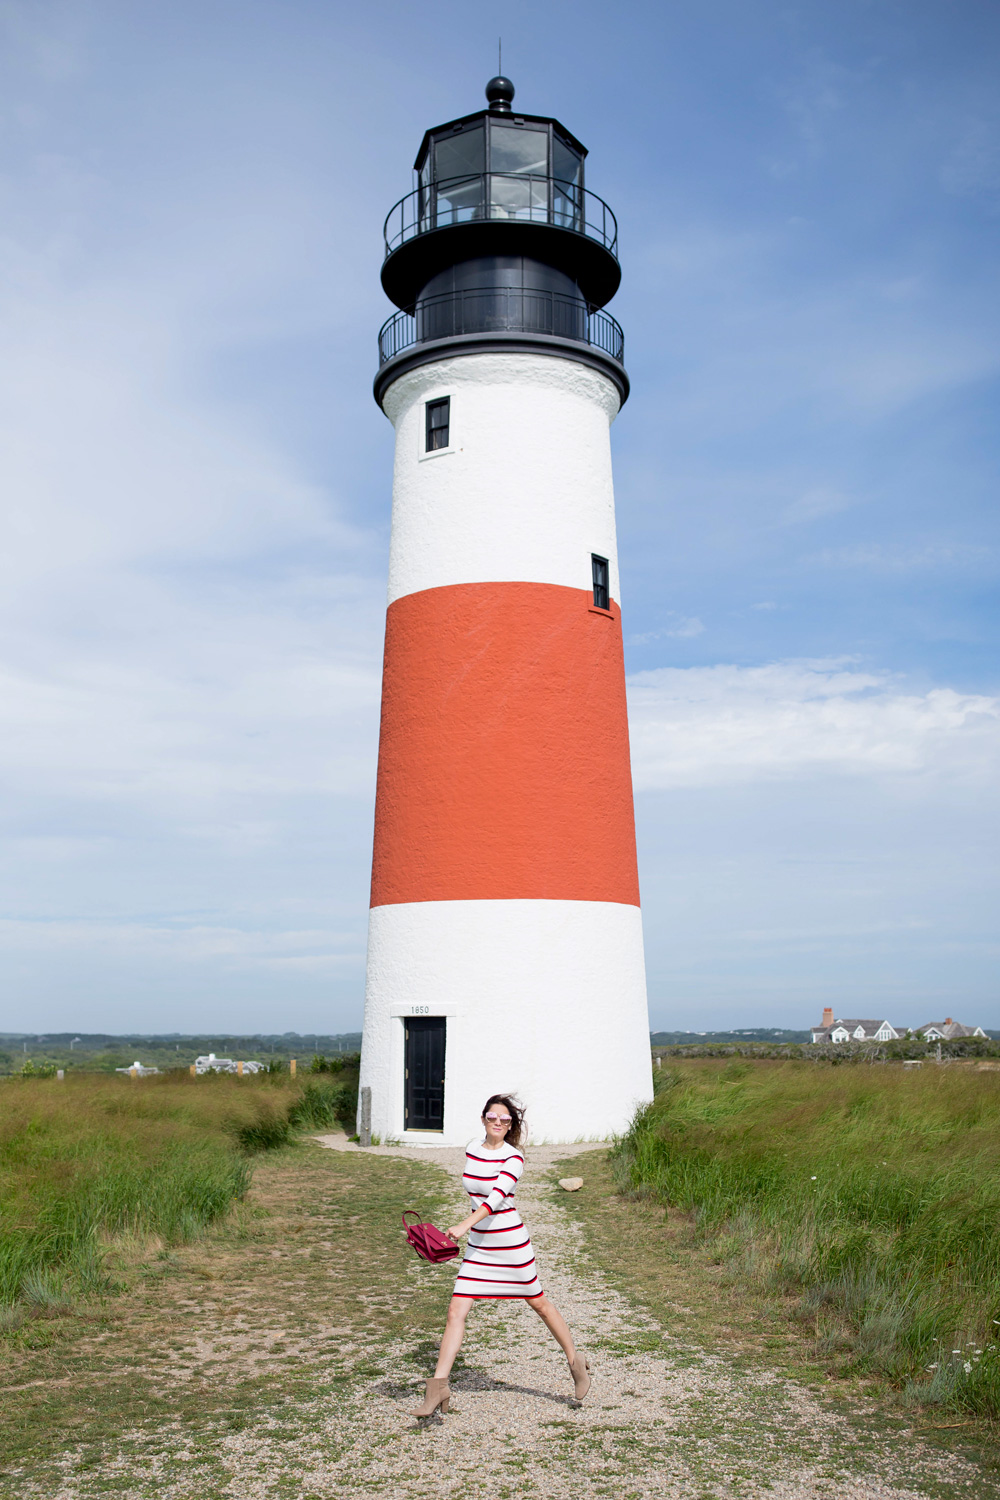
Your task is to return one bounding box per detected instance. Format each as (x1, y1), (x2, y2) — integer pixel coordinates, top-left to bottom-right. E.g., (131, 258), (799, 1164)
(205, 1134), (977, 1500)
(25, 1137), (986, 1499)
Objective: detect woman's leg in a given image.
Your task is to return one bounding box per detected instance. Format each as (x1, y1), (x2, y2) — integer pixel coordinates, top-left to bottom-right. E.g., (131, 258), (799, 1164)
(433, 1295), (474, 1379)
(527, 1294), (577, 1364)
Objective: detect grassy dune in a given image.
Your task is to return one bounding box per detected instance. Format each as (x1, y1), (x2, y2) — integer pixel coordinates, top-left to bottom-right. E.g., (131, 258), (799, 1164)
(0, 1070), (356, 1315)
(613, 1059), (1000, 1421)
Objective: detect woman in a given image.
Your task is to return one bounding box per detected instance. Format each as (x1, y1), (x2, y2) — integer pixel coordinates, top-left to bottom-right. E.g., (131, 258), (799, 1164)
(413, 1093), (591, 1418)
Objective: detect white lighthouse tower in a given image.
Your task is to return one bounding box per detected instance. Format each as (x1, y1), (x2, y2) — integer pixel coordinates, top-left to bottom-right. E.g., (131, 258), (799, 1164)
(359, 76), (653, 1145)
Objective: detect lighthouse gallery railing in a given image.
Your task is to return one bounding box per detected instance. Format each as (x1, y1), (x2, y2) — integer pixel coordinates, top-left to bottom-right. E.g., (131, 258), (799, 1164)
(383, 175), (619, 260)
(378, 286), (624, 367)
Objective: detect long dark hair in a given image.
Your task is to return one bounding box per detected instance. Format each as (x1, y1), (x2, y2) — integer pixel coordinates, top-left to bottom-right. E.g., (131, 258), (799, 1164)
(482, 1094), (525, 1148)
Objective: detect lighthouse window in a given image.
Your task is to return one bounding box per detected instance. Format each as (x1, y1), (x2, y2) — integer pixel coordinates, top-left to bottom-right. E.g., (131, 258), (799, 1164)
(490, 125), (548, 176)
(553, 138), (583, 230)
(425, 397), (450, 452)
(489, 125), (548, 221)
(553, 137), (583, 189)
(432, 126), (485, 226)
(433, 126), (484, 186)
(592, 555), (610, 610)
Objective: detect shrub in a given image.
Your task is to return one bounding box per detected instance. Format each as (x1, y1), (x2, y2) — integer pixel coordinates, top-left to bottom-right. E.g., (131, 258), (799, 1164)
(613, 1060), (1000, 1420)
(0, 1066), (363, 1319)
(0, 1079), (255, 1308)
(288, 1079), (345, 1130)
(231, 1106), (292, 1153)
(289, 1077), (358, 1131)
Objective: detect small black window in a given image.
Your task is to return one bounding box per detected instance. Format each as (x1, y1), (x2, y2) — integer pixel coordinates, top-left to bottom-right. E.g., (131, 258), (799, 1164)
(592, 554), (609, 610)
(426, 397), (450, 452)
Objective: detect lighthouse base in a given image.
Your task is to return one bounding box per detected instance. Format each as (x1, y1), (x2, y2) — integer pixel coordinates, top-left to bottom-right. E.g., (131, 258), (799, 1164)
(358, 898), (653, 1146)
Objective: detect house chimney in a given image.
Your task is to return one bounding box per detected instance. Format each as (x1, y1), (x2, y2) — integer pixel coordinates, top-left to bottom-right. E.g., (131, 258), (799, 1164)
(821, 1007), (834, 1027)
(945, 1017), (952, 1026)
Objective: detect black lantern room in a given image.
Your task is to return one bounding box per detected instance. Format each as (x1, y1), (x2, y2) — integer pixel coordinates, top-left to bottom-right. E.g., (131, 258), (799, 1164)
(375, 77), (627, 406)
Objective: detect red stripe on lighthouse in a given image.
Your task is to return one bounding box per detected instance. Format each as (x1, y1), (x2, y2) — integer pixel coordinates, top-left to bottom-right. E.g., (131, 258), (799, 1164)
(369, 581), (640, 908)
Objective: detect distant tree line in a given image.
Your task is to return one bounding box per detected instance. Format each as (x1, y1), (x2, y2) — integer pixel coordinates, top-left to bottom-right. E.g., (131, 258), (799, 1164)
(652, 1036), (1000, 1063)
(0, 1032), (363, 1075)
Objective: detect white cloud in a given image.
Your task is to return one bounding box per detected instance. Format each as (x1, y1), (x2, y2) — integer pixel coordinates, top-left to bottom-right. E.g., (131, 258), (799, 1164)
(0, 0), (90, 84)
(0, 164), (386, 831)
(627, 659), (1000, 789)
(804, 542), (994, 572)
(628, 615), (705, 645)
(0, 580), (383, 811)
(0, 1), (995, 1033)
(0, 918), (363, 970)
(667, 616), (705, 639)
(940, 104), (1000, 201)
(0, 105), (388, 1027)
(634, 217), (1000, 431)
(782, 486), (855, 524)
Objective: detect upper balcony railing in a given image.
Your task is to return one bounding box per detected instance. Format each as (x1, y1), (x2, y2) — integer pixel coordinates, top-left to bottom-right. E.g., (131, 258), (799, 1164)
(383, 174), (619, 261)
(377, 285), (625, 368)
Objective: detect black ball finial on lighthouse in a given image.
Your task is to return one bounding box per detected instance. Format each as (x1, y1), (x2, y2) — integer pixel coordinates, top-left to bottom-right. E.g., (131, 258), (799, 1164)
(485, 75), (515, 112)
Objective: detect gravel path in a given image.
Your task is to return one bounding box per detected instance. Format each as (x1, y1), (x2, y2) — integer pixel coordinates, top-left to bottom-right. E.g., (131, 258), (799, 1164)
(244, 1135), (979, 1500)
(25, 1137), (986, 1500)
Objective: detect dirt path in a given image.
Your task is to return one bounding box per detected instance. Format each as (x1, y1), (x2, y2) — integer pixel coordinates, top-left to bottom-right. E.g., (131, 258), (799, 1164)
(3, 1135), (989, 1499)
(281, 1136), (979, 1500)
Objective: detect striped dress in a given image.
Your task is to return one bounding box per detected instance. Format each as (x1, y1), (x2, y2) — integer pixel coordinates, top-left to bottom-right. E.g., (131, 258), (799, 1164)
(453, 1139), (543, 1300)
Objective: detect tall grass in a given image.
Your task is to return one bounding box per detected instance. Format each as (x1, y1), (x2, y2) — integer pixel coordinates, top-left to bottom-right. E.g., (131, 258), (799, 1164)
(0, 1070), (356, 1311)
(614, 1060), (1000, 1420)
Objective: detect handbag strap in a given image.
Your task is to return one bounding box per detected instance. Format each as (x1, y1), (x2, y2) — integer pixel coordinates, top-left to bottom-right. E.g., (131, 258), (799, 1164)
(401, 1209), (421, 1229)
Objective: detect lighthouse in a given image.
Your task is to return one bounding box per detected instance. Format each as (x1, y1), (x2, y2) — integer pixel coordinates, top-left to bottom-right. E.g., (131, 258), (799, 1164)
(358, 77), (653, 1145)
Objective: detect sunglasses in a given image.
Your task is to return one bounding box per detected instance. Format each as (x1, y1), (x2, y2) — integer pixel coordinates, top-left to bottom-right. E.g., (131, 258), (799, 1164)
(484, 1113), (512, 1125)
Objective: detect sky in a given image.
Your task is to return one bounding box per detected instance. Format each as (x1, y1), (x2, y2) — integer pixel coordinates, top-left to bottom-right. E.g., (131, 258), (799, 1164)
(0, 0), (997, 1036)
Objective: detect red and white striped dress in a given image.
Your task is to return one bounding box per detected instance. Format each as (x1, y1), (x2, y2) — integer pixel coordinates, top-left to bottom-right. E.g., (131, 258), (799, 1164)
(454, 1139), (543, 1300)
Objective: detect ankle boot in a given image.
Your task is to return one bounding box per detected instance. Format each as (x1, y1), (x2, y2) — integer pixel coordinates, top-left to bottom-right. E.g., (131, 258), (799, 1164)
(412, 1376), (451, 1417)
(569, 1351), (591, 1401)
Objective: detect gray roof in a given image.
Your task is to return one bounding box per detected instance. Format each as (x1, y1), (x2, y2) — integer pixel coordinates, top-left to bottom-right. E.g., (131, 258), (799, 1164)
(811, 1019), (898, 1039)
(917, 1021), (983, 1038)
(819, 1019), (895, 1031)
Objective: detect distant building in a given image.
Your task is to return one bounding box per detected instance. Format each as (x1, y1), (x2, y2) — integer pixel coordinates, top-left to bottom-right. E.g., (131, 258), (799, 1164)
(916, 1019), (986, 1041)
(810, 1009), (900, 1044)
(115, 1060), (160, 1076)
(194, 1054), (264, 1075)
(810, 1007), (987, 1044)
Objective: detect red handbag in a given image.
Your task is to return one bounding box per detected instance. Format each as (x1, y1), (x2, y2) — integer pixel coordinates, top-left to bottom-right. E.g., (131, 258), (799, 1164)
(402, 1210), (460, 1263)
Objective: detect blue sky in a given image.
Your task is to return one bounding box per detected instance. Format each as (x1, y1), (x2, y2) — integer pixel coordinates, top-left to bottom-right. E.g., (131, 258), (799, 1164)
(1, 0), (997, 1035)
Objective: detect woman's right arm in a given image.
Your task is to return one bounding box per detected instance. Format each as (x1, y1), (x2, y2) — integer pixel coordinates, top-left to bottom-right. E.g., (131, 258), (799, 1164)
(446, 1203), (490, 1241)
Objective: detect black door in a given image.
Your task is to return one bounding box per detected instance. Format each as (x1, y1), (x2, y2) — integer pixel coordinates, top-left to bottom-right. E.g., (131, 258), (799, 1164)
(404, 1017), (446, 1131)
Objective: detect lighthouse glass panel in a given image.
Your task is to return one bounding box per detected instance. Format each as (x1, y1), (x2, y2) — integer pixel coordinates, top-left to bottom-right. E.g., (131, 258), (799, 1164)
(553, 137), (584, 231)
(431, 126), (485, 226)
(489, 124), (548, 221)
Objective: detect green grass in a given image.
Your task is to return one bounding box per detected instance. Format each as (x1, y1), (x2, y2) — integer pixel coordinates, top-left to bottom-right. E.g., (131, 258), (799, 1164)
(0, 1139), (456, 1487)
(613, 1059), (1000, 1422)
(0, 1070), (357, 1312)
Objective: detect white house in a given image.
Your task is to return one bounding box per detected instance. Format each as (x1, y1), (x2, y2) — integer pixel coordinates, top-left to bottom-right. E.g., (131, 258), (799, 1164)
(917, 1019), (986, 1041)
(115, 1061), (160, 1076)
(194, 1054), (264, 1075)
(810, 1009), (901, 1045)
(810, 1009), (988, 1045)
